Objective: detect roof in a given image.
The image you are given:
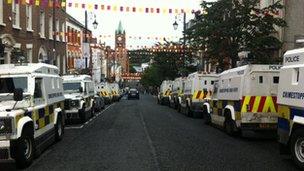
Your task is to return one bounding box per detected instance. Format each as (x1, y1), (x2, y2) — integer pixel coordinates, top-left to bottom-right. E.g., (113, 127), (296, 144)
(187, 71), (218, 78)
(62, 75), (92, 82)
(116, 21), (125, 34)
(220, 64), (281, 77)
(0, 63), (59, 75)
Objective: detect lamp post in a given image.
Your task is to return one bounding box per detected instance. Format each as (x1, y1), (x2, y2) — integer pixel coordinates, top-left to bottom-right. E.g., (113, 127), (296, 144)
(84, 10), (98, 75)
(173, 12), (186, 69)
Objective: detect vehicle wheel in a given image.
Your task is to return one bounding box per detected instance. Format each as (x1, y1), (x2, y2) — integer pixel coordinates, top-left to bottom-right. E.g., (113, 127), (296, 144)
(55, 114), (64, 141)
(203, 108), (211, 125)
(224, 118), (238, 136)
(185, 106), (192, 117)
(15, 128), (34, 169)
(177, 104), (181, 112)
(290, 129), (304, 170)
(79, 106), (86, 123)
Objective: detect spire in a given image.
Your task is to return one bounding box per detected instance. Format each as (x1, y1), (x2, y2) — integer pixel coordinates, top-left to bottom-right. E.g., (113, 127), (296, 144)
(116, 21), (124, 34)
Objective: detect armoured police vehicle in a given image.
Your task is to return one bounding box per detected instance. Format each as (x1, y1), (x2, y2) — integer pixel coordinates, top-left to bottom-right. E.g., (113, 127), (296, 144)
(0, 63), (65, 168)
(109, 83), (121, 102)
(203, 64), (281, 135)
(96, 82), (112, 104)
(63, 75), (95, 123)
(180, 72), (218, 117)
(169, 77), (186, 109)
(277, 48), (304, 169)
(157, 80), (173, 105)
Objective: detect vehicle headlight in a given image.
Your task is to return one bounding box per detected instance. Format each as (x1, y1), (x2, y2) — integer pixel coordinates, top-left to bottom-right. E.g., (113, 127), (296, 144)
(0, 118), (13, 134)
(70, 100), (80, 108)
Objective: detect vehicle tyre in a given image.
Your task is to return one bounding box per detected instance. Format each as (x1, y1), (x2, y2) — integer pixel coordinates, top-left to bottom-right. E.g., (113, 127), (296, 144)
(55, 114), (64, 141)
(79, 106), (86, 123)
(177, 104), (181, 113)
(224, 118), (238, 136)
(203, 108), (211, 125)
(290, 129), (304, 170)
(185, 105), (192, 117)
(15, 128), (34, 169)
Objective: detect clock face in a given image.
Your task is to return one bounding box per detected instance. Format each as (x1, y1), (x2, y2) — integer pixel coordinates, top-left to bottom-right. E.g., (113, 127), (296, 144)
(117, 37), (122, 41)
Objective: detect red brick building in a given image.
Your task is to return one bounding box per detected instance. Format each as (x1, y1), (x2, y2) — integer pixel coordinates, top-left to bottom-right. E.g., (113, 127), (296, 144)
(0, 0), (67, 73)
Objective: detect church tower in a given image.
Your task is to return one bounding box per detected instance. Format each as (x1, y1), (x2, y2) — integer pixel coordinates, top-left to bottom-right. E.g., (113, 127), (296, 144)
(115, 21), (129, 73)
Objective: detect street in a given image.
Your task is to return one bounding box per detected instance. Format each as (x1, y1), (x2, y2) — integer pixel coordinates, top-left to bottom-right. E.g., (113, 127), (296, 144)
(1, 94), (299, 171)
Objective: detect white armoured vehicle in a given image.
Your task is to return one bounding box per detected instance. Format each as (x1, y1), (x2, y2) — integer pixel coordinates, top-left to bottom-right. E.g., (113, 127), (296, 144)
(203, 65), (281, 135)
(179, 72), (218, 117)
(63, 75), (95, 123)
(277, 48), (304, 169)
(0, 63), (65, 168)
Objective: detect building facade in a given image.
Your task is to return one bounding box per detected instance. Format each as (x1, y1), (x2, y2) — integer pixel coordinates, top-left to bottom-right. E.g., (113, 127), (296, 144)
(0, 0), (67, 73)
(115, 21), (129, 74)
(282, 0), (304, 51)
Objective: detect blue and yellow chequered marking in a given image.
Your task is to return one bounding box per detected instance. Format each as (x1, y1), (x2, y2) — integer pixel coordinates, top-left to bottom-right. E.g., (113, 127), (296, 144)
(210, 100), (242, 120)
(15, 101), (64, 130)
(278, 105), (304, 132)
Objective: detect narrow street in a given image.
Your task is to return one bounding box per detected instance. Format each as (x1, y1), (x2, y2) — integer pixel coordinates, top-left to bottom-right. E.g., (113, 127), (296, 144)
(0, 95), (292, 170)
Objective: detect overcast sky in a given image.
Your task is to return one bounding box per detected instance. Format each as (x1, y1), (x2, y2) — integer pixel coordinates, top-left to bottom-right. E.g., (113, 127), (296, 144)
(67, 0), (204, 49)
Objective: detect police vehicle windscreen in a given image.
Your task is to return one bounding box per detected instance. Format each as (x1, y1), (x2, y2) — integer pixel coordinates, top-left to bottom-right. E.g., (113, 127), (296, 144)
(63, 82), (81, 93)
(0, 77), (28, 94)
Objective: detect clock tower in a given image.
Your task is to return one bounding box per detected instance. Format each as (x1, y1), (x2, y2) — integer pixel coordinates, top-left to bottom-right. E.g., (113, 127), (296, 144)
(115, 21), (129, 74)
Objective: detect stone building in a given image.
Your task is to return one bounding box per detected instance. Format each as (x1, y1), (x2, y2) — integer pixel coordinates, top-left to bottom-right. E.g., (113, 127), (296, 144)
(282, 0), (304, 51)
(114, 21), (129, 74)
(0, 0), (67, 74)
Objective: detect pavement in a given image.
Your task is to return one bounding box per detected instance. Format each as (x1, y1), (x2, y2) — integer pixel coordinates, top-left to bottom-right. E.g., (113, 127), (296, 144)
(1, 94), (300, 171)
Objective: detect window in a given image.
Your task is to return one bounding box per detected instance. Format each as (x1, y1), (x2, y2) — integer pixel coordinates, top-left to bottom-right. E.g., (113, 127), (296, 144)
(34, 78), (43, 98)
(39, 10), (45, 37)
(259, 76), (263, 84)
(56, 19), (59, 41)
(57, 78), (60, 89)
(25, 4), (32, 31)
(51, 78), (55, 89)
(0, 77), (28, 93)
(12, 1), (20, 28)
(273, 76), (279, 84)
(211, 81), (215, 85)
(61, 23), (66, 42)
(204, 80), (207, 85)
(26, 48), (32, 63)
(49, 16), (53, 39)
(292, 68), (300, 84)
(0, 0), (3, 24)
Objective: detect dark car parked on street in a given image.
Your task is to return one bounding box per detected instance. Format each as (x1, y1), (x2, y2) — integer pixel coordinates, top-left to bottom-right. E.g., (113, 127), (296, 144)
(128, 88), (140, 100)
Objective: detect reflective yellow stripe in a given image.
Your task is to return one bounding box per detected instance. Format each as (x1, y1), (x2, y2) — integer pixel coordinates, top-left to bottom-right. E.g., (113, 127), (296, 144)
(241, 96), (251, 113)
(262, 96), (276, 113)
(252, 96), (261, 113)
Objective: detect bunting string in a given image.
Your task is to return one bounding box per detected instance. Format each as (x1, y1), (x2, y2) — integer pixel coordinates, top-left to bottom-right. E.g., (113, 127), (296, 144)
(6, 0), (201, 15)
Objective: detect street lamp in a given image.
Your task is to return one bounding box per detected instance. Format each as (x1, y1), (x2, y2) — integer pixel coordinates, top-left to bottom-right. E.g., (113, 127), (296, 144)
(173, 21), (178, 30)
(172, 13), (187, 70)
(92, 19), (98, 29)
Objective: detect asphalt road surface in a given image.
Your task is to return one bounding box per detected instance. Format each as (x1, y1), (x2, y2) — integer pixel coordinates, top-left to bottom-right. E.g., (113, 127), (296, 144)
(2, 94), (300, 171)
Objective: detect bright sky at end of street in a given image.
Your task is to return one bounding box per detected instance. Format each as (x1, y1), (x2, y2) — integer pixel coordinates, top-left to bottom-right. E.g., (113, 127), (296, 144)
(66, 0), (205, 49)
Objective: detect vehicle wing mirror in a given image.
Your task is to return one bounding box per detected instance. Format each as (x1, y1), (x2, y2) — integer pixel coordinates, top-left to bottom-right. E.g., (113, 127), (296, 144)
(79, 87), (83, 93)
(14, 88), (23, 101)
